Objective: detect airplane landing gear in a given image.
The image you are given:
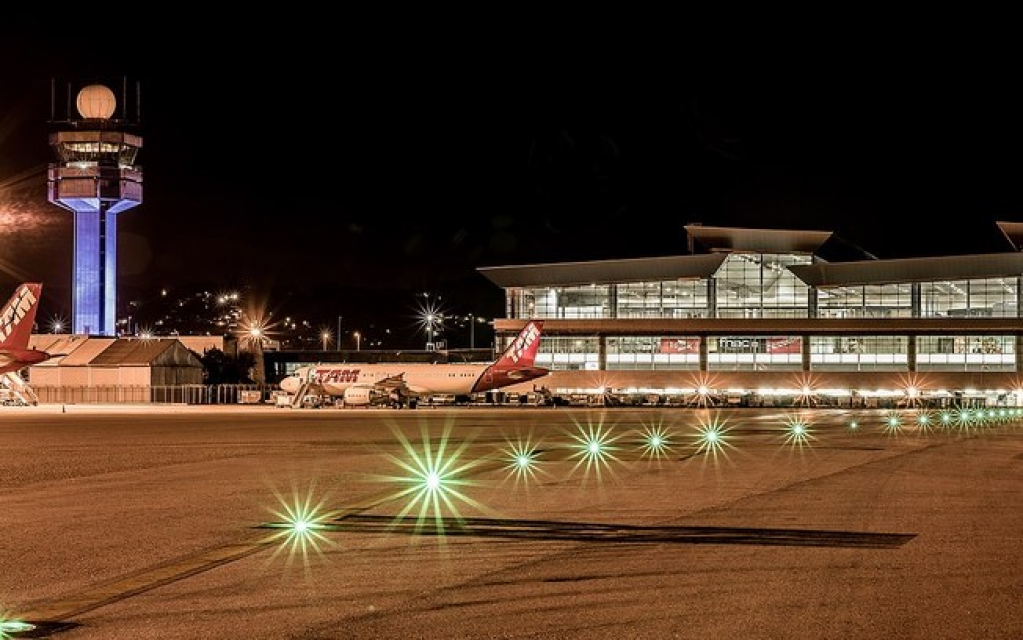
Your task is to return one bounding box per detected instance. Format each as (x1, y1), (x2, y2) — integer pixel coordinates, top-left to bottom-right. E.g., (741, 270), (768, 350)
(388, 391), (417, 409)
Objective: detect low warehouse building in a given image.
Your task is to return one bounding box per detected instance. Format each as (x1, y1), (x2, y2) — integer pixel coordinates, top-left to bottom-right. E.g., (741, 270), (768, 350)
(25, 336), (204, 404)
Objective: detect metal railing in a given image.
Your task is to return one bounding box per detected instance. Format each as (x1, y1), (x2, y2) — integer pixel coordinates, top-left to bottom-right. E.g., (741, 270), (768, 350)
(31, 384), (274, 405)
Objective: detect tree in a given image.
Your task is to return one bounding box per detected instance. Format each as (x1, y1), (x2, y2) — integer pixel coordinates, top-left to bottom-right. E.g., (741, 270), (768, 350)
(198, 348), (256, 384)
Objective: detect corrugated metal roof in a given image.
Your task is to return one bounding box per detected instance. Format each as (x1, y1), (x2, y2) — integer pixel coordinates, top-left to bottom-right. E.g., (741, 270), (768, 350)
(55, 336), (116, 365)
(89, 338), (178, 365)
(27, 334), (93, 366)
(684, 225), (834, 254)
(25, 336), (204, 368)
(477, 254), (727, 288)
(789, 252), (1023, 287)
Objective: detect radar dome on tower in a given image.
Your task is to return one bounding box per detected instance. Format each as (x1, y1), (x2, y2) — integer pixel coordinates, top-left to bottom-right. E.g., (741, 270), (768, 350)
(76, 84), (117, 119)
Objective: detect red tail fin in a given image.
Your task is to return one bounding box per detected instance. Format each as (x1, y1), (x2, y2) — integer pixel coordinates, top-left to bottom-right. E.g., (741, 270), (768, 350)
(0, 283), (42, 350)
(492, 320), (544, 370)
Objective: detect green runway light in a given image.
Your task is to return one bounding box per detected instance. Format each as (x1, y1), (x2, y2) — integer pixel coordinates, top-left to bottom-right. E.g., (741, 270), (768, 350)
(881, 412), (903, 435)
(916, 411), (935, 433)
(379, 421), (487, 537)
(263, 483), (339, 571)
(500, 437), (543, 487)
(638, 423), (674, 461)
(782, 414), (815, 448)
(956, 409), (975, 430)
(691, 414), (735, 465)
(0, 619), (36, 638)
(566, 419), (623, 485)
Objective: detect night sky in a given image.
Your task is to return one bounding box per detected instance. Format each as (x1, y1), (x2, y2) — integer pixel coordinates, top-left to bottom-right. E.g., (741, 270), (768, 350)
(3, 20), (1023, 332)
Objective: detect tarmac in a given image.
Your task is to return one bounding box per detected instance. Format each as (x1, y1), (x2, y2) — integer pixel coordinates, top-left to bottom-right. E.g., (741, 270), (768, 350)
(1, 404), (1020, 639)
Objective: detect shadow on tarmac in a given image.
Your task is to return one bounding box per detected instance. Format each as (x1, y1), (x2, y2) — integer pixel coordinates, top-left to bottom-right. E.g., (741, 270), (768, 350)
(262, 514), (917, 549)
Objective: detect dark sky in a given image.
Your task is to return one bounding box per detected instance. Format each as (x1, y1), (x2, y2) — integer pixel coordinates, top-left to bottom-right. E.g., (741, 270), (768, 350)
(3, 19), (1023, 326)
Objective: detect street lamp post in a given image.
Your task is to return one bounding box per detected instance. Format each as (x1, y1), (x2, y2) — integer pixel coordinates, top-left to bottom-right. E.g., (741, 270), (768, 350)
(247, 326), (266, 386)
(469, 314), (475, 349)
(321, 330), (330, 351)
(354, 331), (361, 351)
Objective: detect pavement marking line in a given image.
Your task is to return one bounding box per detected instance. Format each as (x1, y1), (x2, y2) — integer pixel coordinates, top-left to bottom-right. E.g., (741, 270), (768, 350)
(18, 536), (270, 623)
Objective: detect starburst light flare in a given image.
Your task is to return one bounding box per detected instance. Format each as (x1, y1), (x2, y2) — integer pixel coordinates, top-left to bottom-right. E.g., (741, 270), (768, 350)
(261, 479), (341, 573)
(499, 430), (547, 489)
(781, 413), (816, 449)
(690, 412), (736, 468)
(564, 416), (625, 486)
(378, 420), (489, 540)
(636, 421), (676, 463)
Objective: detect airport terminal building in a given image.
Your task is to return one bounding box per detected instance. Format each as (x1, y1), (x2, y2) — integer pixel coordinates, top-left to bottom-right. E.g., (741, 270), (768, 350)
(478, 223), (1023, 407)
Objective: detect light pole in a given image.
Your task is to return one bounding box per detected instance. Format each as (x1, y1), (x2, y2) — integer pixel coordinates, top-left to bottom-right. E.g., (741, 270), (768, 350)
(337, 316), (342, 351)
(419, 292), (445, 351)
(321, 330), (330, 351)
(469, 314), (475, 349)
(354, 331), (361, 351)
(247, 326), (266, 386)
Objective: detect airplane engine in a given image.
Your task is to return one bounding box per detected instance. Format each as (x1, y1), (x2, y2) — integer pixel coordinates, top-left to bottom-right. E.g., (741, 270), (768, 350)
(342, 386), (389, 406)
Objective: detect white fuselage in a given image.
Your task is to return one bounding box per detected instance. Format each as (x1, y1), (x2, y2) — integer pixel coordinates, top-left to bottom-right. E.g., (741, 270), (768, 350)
(283, 363), (495, 397)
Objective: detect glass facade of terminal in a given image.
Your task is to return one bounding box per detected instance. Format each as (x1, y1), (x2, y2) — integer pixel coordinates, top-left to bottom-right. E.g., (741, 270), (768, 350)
(507, 252), (1020, 373)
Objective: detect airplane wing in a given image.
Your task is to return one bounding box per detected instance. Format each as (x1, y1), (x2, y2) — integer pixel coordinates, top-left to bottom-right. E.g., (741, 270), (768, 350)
(356, 373), (417, 407)
(372, 373), (408, 391)
(371, 373), (438, 400)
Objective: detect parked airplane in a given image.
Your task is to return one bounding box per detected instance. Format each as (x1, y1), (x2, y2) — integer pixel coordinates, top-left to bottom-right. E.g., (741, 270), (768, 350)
(0, 283), (52, 405)
(279, 320), (549, 408)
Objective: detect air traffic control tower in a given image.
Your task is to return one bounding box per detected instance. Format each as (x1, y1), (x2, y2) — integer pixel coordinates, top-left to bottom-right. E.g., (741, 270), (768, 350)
(47, 81), (142, 336)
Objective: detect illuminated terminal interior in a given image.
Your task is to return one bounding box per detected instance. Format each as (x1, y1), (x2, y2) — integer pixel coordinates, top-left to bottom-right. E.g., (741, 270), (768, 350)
(480, 223), (1023, 407)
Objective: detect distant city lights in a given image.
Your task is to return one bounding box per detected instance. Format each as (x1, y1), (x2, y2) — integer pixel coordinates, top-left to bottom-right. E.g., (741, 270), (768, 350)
(94, 285), (487, 351)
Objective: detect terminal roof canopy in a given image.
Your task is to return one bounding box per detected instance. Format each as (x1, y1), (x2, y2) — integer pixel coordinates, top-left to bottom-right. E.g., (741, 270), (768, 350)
(683, 225), (834, 254)
(789, 252), (1023, 287)
(478, 223), (1023, 290)
(478, 254), (727, 288)
(996, 221), (1023, 252)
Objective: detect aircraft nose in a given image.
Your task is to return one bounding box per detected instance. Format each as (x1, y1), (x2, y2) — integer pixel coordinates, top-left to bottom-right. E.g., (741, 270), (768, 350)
(280, 376), (299, 393)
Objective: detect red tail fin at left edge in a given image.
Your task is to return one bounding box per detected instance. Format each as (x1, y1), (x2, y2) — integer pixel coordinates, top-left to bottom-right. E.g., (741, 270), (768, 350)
(0, 283), (42, 350)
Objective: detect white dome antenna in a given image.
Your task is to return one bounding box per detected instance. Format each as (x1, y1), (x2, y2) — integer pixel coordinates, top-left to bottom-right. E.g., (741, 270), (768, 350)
(76, 84), (117, 119)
